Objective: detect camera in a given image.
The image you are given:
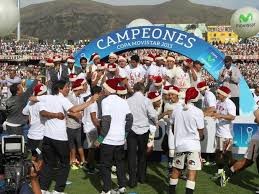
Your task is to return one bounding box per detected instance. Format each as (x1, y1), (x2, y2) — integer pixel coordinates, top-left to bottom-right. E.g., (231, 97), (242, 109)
(0, 135), (34, 194)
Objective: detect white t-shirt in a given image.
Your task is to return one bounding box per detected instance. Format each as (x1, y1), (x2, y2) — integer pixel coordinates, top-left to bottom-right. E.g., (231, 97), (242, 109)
(171, 104), (204, 152)
(127, 65), (146, 88)
(216, 98), (236, 138)
(168, 102), (183, 150)
(86, 64), (97, 73)
(22, 101), (45, 140)
(202, 90), (217, 109)
(118, 66), (129, 78)
(38, 93), (73, 141)
(82, 101), (98, 133)
(147, 64), (165, 78)
(102, 94), (131, 145)
(171, 67), (191, 90)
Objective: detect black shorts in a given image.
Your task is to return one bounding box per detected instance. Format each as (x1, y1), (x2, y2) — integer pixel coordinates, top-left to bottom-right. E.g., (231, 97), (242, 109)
(67, 127), (82, 149)
(27, 138), (42, 152)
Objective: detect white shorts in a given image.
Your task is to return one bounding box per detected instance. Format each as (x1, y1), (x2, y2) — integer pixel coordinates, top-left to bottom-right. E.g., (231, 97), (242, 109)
(84, 130), (98, 149)
(172, 151), (202, 171)
(244, 139), (259, 162)
(216, 137), (233, 152)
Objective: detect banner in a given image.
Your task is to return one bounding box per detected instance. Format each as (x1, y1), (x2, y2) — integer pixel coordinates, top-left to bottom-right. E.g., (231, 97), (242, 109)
(74, 26), (255, 115)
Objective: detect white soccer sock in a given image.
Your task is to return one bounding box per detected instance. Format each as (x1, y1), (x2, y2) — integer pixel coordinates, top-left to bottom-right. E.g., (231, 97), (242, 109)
(230, 166), (235, 173)
(186, 180), (196, 190)
(218, 169), (223, 174)
(169, 178), (178, 186)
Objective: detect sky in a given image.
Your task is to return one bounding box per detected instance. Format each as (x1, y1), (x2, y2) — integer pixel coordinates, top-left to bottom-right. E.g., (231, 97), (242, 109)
(21, 0), (259, 9)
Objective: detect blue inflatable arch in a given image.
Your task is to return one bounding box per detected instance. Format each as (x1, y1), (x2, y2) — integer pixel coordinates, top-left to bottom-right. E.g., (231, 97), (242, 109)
(74, 26), (255, 115)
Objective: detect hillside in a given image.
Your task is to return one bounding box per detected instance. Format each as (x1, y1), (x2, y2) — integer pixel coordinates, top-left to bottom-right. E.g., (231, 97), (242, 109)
(20, 0), (234, 40)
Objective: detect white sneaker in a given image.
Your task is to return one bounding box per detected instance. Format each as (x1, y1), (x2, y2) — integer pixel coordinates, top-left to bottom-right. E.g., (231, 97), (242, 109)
(111, 187), (126, 194)
(100, 191), (111, 194)
(41, 190), (51, 194)
(52, 191), (67, 194)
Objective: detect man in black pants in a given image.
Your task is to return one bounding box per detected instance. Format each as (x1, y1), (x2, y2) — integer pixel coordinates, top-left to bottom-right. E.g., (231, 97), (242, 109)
(96, 79), (133, 194)
(126, 83), (158, 188)
(30, 80), (98, 194)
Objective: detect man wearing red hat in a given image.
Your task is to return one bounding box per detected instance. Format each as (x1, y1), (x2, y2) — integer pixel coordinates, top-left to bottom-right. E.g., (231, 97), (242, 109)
(91, 62), (106, 87)
(66, 78), (87, 170)
(164, 56), (177, 86)
(97, 78), (133, 194)
(197, 81), (217, 166)
(170, 59), (191, 97)
(29, 80), (98, 194)
(61, 56), (82, 82)
(118, 56), (129, 79)
(169, 87), (204, 194)
(87, 53), (100, 83)
(211, 86), (236, 187)
(149, 76), (163, 93)
(22, 84), (47, 155)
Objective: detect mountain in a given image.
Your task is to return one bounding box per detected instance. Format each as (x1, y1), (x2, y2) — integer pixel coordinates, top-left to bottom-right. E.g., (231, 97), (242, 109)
(20, 0), (234, 40)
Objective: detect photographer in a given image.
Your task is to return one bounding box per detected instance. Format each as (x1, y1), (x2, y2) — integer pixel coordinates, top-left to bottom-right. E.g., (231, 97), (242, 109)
(19, 158), (43, 194)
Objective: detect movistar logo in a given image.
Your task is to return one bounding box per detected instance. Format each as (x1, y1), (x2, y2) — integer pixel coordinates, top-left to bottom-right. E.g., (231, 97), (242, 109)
(207, 54), (215, 63)
(239, 13), (253, 23)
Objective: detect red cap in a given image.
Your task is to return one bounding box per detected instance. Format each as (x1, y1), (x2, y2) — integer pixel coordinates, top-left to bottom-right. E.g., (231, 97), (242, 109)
(153, 76), (163, 86)
(33, 84), (47, 96)
(185, 87), (199, 104)
(67, 56), (75, 63)
(116, 85), (127, 95)
(197, 81), (208, 91)
(45, 58), (54, 66)
(90, 53), (100, 62)
(148, 91), (161, 102)
(72, 78), (86, 90)
(107, 63), (117, 72)
(168, 85), (180, 95)
(217, 86), (231, 97)
(69, 73), (77, 82)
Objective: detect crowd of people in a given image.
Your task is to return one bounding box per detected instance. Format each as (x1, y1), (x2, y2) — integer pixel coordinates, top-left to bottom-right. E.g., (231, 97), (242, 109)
(0, 48), (258, 194)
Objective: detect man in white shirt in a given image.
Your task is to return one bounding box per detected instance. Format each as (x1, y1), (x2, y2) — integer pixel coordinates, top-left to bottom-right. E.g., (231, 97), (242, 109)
(66, 78), (87, 170)
(97, 79), (133, 194)
(197, 81), (217, 166)
(22, 84), (47, 155)
(224, 109), (259, 192)
(82, 86), (103, 174)
(169, 87), (204, 194)
(30, 80), (98, 194)
(211, 86), (236, 187)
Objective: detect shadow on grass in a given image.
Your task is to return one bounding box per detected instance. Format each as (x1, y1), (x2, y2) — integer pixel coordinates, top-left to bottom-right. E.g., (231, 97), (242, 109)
(148, 162), (168, 182)
(144, 173), (168, 194)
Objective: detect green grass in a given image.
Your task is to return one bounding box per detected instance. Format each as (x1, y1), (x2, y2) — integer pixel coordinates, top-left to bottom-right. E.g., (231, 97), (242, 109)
(61, 162), (259, 194)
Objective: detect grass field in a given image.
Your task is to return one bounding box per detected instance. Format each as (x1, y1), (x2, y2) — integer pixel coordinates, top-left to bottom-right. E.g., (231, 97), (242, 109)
(62, 162), (259, 194)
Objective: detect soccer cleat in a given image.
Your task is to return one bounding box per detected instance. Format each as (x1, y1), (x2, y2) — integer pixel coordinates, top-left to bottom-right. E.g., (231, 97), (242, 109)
(211, 173), (221, 180)
(52, 191), (67, 194)
(100, 191), (111, 194)
(220, 170), (229, 187)
(71, 163), (79, 170)
(111, 187), (126, 194)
